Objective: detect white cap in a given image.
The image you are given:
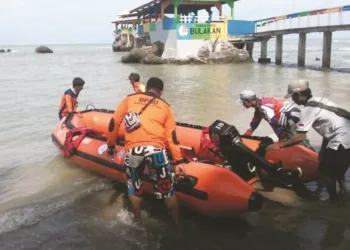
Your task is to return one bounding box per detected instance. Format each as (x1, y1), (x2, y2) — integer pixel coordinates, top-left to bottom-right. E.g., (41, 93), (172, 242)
(284, 79), (310, 99)
(239, 90), (257, 101)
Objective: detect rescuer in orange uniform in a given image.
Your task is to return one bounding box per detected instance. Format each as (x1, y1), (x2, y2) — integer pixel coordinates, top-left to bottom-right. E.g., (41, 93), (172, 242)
(58, 77), (85, 120)
(128, 73), (145, 93)
(107, 77), (187, 227)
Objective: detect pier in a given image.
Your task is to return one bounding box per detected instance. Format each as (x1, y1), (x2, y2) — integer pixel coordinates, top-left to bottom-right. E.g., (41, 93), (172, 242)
(110, 2), (350, 69)
(253, 5), (350, 69)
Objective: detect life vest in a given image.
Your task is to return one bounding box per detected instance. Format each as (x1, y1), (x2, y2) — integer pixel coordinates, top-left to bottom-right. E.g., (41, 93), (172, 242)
(199, 126), (224, 162)
(63, 127), (103, 159)
(133, 82), (146, 93)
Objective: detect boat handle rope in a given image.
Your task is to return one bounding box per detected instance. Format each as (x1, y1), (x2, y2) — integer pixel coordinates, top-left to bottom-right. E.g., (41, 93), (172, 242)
(86, 104), (97, 110)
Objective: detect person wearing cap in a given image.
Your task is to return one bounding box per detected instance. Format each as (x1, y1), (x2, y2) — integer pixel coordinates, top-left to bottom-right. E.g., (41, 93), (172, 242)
(107, 76), (187, 227)
(58, 77), (85, 120)
(266, 79), (350, 205)
(239, 90), (313, 149)
(128, 73), (145, 93)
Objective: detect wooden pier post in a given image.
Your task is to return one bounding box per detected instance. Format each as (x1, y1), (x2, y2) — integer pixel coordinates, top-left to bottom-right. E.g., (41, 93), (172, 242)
(275, 35), (283, 65)
(298, 33), (306, 67)
(322, 31), (332, 69)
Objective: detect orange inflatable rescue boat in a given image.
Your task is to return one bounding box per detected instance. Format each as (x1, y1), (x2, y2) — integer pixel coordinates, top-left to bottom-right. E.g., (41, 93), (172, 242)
(51, 108), (319, 217)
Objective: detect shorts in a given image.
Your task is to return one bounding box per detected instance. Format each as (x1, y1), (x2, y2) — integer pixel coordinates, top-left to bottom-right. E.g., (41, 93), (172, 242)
(319, 144), (350, 179)
(124, 145), (174, 199)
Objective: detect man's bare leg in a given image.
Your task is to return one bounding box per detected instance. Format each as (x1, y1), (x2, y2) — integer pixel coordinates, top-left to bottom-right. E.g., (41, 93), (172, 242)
(164, 195), (180, 227)
(128, 194), (143, 223)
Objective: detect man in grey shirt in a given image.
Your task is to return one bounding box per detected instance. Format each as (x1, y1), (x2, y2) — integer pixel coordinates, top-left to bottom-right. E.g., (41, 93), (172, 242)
(266, 79), (350, 206)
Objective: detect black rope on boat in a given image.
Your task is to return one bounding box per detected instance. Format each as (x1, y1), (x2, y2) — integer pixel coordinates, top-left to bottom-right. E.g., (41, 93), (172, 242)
(175, 122), (205, 130)
(80, 108), (114, 114)
(85, 104), (96, 110)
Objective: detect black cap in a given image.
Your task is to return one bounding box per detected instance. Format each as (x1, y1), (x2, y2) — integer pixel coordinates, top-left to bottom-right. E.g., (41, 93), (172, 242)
(128, 73), (140, 82)
(146, 77), (164, 91)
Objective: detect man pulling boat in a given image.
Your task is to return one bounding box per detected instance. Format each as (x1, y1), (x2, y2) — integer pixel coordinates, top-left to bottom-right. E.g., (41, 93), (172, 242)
(238, 90), (314, 150)
(267, 79), (350, 206)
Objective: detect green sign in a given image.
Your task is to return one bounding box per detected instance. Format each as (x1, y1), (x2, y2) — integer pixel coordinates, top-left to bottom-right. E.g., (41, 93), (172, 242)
(177, 23), (224, 40)
(191, 23), (222, 39)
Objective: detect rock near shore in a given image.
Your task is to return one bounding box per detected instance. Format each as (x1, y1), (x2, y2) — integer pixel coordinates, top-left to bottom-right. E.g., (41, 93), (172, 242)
(120, 39), (251, 65)
(35, 46), (53, 54)
(196, 39), (251, 63)
(112, 33), (135, 52)
(121, 41), (165, 64)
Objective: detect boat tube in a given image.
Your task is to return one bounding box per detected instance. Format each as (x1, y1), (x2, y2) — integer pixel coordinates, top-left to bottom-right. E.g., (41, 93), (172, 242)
(52, 109), (264, 217)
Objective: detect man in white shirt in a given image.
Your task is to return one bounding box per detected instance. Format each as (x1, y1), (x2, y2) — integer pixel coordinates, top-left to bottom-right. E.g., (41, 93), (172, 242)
(266, 79), (350, 205)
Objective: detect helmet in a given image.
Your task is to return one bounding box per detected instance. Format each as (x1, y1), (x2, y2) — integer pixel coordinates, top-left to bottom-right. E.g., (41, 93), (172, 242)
(239, 90), (257, 101)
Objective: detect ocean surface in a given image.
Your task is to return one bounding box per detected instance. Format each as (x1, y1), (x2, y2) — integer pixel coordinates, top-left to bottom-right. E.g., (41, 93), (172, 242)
(1, 38), (350, 250)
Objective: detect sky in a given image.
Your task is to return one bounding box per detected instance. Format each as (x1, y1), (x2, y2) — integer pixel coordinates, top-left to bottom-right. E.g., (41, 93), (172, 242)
(0, 0), (349, 46)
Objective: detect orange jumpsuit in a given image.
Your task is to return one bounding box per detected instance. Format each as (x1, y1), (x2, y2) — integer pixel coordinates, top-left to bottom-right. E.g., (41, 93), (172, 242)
(107, 92), (185, 198)
(58, 88), (80, 119)
(133, 82), (145, 93)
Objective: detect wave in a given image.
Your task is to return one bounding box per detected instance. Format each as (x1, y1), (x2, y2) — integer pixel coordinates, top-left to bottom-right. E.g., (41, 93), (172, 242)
(0, 177), (111, 235)
(0, 155), (113, 235)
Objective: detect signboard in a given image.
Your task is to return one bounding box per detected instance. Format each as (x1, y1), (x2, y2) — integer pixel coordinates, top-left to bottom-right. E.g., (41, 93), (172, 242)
(117, 28), (134, 34)
(177, 23), (226, 40)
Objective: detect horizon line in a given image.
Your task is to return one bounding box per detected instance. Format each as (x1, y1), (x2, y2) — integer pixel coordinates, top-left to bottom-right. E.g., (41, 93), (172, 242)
(1, 36), (350, 47)
(0, 42), (112, 47)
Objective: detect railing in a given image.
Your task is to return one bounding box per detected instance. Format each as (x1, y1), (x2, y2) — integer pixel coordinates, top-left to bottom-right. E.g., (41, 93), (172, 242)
(178, 15), (225, 24)
(254, 5), (350, 33)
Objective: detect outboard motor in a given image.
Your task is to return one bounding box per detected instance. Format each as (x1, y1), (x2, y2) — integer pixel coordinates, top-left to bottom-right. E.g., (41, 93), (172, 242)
(208, 120), (301, 185)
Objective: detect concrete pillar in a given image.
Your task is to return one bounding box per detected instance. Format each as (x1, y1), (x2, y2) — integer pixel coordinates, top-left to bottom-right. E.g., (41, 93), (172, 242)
(149, 7), (152, 23)
(275, 34), (283, 65)
(225, 0), (234, 19)
(298, 33), (306, 67)
(161, 0), (170, 20)
(155, 2), (160, 21)
(160, 4), (165, 19)
(137, 12), (141, 25)
(261, 41), (267, 58)
(258, 40), (271, 63)
(322, 31), (332, 69)
(246, 42), (254, 58)
(173, 0), (183, 25)
(215, 3), (223, 16)
(143, 10), (146, 24)
(231, 1), (234, 19)
(174, 6), (178, 23)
